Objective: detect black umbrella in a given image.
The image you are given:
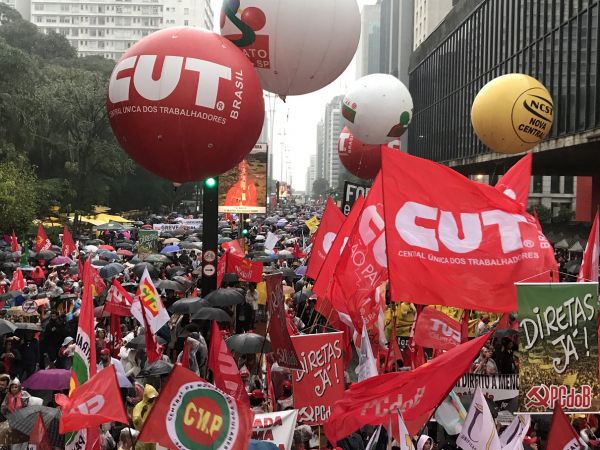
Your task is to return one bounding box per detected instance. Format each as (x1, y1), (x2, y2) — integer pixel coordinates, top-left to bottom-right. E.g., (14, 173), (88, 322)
(191, 307), (232, 322)
(144, 254), (171, 263)
(14, 323), (42, 332)
(99, 262), (125, 279)
(172, 276), (193, 288)
(155, 279), (186, 292)
(116, 242), (135, 249)
(36, 250), (56, 260)
(226, 333), (271, 354)
(180, 242), (202, 250)
(91, 260), (110, 267)
(166, 266), (187, 277)
(1, 262), (18, 270)
(85, 239), (104, 245)
(8, 406), (63, 447)
(0, 420), (28, 445)
(280, 267), (297, 278)
(169, 297), (209, 315)
(133, 262), (159, 278)
(222, 273), (239, 285)
(205, 288), (245, 308)
(138, 360), (173, 377)
(0, 291), (21, 301)
(126, 334), (167, 350)
(184, 236), (201, 242)
(0, 319), (17, 336)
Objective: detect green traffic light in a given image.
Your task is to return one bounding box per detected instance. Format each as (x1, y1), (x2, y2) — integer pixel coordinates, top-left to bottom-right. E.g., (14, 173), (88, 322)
(242, 229), (249, 236)
(205, 177), (217, 188)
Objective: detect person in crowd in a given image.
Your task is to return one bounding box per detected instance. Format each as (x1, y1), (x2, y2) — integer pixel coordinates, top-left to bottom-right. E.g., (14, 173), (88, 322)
(132, 385), (159, 450)
(0, 374), (11, 421)
(1, 338), (20, 378)
(42, 311), (65, 365)
(471, 346), (497, 375)
(56, 336), (75, 369)
(1, 378), (30, 415)
(249, 389), (267, 414)
(417, 435), (434, 450)
(246, 282), (259, 328)
(236, 296), (254, 334)
(277, 380), (294, 411)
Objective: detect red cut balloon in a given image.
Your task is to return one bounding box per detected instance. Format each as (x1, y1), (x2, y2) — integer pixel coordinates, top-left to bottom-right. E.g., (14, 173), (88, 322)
(338, 126), (382, 179)
(107, 27), (264, 183)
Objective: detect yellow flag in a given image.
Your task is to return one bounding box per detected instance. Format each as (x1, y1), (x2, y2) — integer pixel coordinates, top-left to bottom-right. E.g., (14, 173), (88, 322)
(305, 216), (320, 233)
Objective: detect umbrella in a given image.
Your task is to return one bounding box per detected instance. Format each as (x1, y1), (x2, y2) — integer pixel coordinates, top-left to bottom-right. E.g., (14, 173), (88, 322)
(117, 248), (134, 257)
(138, 360), (173, 377)
(14, 323), (42, 331)
(180, 242), (203, 250)
(163, 238), (180, 244)
(126, 334), (167, 350)
(0, 421), (28, 445)
(86, 239), (103, 245)
(144, 254), (171, 263)
(255, 235), (265, 241)
(96, 222), (124, 231)
(91, 259), (110, 267)
(161, 244), (181, 254)
(205, 288), (244, 307)
(168, 297), (208, 315)
(36, 250), (56, 260)
(218, 237), (232, 245)
(0, 291), (21, 301)
(226, 333), (271, 354)
(84, 245), (98, 253)
(249, 440), (279, 450)
(222, 273), (239, 284)
(295, 265), (307, 276)
(0, 319), (17, 336)
(155, 279), (186, 291)
(49, 256), (72, 266)
(97, 250), (119, 261)
(280, 267), (297, 278)
(133, 262), (159, 278)
(22, 369), (70, 390)
(99, 262), (125, 279)
(172, 276), (193, 288)
(191, 307), (232, 322)
(166, 266), (187, 277)
(8, 405), (62, 447)
(98, 244), (115, 251)
(184, 236), (201, 242)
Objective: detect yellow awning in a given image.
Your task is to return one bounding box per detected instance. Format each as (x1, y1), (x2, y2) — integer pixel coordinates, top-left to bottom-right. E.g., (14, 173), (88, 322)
(95, 213), (133, 223)
(80, 216), (105, 226)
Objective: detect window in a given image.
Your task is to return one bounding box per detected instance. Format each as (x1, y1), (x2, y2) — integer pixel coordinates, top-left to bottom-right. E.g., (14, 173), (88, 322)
(184, 19), (189, 26)
(532, 175), (543, 193)
(34, 3), (43, 10)
(550, 176), (560, 193)
(564, 176), (574, 194)
(60, 4), (68, 11)
(184, 7), (189, 14)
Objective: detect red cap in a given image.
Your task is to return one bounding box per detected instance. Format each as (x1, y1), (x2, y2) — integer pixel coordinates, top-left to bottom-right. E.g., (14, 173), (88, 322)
(251, 389), (265, 400)
(282, 380), (292, 390)
(100, 349), (110, 356)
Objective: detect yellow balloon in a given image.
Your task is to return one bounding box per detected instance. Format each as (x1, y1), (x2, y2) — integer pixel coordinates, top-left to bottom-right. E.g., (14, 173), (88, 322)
(471, 74), (554, 154)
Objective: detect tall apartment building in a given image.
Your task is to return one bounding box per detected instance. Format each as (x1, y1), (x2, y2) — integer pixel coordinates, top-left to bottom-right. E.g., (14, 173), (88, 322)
(305, 154), (317, 196)
(413, 0), (452, 49)
(320, 95), (344, 190)
(7, 0), (213, 60)
(355, 2), (381, 78)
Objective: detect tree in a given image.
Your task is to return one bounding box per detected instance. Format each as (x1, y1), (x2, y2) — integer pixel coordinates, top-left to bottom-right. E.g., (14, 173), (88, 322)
(312, 178), (329, 200)
(0, 158), (39, 234)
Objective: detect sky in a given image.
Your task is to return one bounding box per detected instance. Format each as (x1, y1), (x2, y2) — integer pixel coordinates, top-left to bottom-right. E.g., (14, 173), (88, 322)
(212, 0), (376, 191)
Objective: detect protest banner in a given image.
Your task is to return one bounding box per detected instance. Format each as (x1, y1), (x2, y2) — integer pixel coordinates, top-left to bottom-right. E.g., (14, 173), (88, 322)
(252, 410), (298, 450)
(219, 143), (268, 214)
(152, 220), (201, 232)
(517, 282), (599, 413)
(453, 373), (519, 401)
(341, 181), (371, 216)
(137, 230), (159, 258)
(291, 332), (345, 425)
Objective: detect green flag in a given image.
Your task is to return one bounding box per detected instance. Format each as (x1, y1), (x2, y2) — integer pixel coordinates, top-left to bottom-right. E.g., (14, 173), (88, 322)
(20, 241), (29, 267)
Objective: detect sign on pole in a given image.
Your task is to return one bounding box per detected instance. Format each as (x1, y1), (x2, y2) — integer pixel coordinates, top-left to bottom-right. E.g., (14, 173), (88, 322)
(341, 181), (370, 216)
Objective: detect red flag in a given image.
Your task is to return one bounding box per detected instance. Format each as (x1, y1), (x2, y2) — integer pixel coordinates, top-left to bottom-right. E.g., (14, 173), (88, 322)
(461, 309), (470, 343)
(413, 307), (462, 351)
(109, 314), (121, 358)
(546, 403), (585, 450)
(226, 253), (262, 283)
(181, 337), (190, 369)
(142, 308), (162, 363)
(323, 332), (491, 443)
(56, 366), (128, 433)
(10, 231), (19, 253)
(139, 365), (253, 450)
(222, 239), (244, 256)
(29, 413), (52, 450)
(104, 279), (133, 316)
(494, 152), (532, 210)
(216, 253), (226, 288)
(306, 198), (345, 280)
(292, 241), (306, 259)
(331, 175), (387, 326)
(313, 195), (366, 299)
(89, 265), (107, 297)
(384, 316), (402, 373)
(208, 321), (250, 407)
(35, 224), (51, 253)
(265, 274), (302, 370)
(381, 148), (556, 313)
(579, 210), (599, 283)
(62, 226), (77, 257)
(9, 268), (25, 292)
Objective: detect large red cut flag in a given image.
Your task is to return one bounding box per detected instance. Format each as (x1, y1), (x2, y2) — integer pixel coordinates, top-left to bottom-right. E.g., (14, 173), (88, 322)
(62, 226), (77, 257)
(306, 198), (345, 280)
(578, 210), (599, 283)
(10, 231), (19, 253)
(226, 252), (263, 283)
(89, 264), (107, 297)
(265, 274), (302, 370)
(104, 279), (134, 316)
(331, 174), (387, 325)
(381, 148), (555, 312)
(35, 224), (51, 253)
(56, 366), (128, 433)
(313, 196), (366, 299)
(139, 365), (253, 450)
(413, 307), (461, 351)
(141, 306), (162, 363)
(208, 321), (250, 408)
(29, 413), (52, 450)
(494, 152), (532, 210)
(222, 239), (244, 256)
(9, 268), (25, 292)
(546, 403), (585, 450)
(324, 332), (491, 443)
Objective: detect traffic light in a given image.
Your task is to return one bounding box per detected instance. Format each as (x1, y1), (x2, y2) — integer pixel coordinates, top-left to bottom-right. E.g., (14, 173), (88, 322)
(242, 218), (251, 236)
(204, 177), (217, 189)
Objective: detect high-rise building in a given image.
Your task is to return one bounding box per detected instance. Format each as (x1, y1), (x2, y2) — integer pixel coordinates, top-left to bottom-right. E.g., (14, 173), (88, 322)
(7, 0), (213, 60)
(321, 95), (344, 189)
(355, 2), (381, 78)
(306, 154), (317, 196)
(316, 120), (325, 181)
(413, 0), (453, 49)
(379, 0), (413, 84)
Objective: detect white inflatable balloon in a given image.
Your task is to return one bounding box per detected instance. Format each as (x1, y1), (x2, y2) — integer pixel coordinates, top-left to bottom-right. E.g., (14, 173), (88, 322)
(341, 74), (413, 144)
(220, 0), (361, 96)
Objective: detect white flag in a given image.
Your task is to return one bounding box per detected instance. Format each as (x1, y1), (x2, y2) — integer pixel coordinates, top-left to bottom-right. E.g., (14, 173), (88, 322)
(397, 412), (415, 450)
(457, 387), (502, 450)
(500, 414), (530, 450)
(365, 426), (382, 450)
(435, 391), (467, 435)
(356, 321), (378, 382)
(265, 231), (280, 251)
(132, 268), (170, 334)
